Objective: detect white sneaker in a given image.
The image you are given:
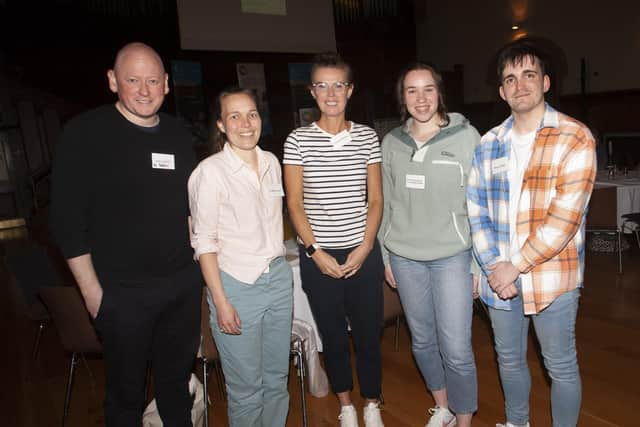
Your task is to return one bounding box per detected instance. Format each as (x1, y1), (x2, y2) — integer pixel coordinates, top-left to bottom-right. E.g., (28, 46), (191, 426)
(496, 423), (530, 427)
(339, 405), (359, 427)
(363, 401), (385, 427)
(426, 406), (456, 427)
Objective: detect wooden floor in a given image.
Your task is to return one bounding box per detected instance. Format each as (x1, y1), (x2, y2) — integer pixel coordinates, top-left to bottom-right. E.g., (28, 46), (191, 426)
(2, 223), (639, 426)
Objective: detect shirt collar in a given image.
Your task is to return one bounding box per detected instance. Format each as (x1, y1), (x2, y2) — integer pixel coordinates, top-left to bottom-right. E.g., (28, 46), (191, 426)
(222, 143), (270, 176)
(497, 102), (559, 142)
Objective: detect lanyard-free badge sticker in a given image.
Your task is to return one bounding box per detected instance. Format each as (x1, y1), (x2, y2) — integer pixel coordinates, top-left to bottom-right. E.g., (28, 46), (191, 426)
(151, 153), (175, 170)
(405, 174), (426, 189)
(491, 157), (508, 174)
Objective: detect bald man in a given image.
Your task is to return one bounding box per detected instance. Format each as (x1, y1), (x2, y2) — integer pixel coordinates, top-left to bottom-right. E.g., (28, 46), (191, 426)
(50, 42), (202, 425)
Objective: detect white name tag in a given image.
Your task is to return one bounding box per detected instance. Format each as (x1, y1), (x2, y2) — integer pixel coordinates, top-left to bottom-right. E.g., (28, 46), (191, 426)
(268, 183), (285, 197)
(151, 153), (175, 170)
(330, 130), (351, 148)
(491, 157), (508, 174)
(406, 174), (426, 189)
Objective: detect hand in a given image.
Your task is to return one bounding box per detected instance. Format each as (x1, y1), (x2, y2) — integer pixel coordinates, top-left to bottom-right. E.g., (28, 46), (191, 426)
(472, 274), (479, 299)
(488, 262), (520, 300)
(84, 286), (103, 319)
(312, 249), (345, 279)
(497, 283), (519, 300)
(384, 265), (397, 288)
(341, 244), (371, 278)
(488, 261), (519, 291)
(215, 300), (241, 335)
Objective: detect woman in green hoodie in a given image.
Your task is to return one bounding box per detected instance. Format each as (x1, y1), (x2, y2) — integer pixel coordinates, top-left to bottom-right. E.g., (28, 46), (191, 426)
(378, 63), (480, 427)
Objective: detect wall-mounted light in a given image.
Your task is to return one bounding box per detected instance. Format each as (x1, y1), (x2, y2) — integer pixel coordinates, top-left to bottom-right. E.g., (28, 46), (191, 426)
(512, 25), (519, 30)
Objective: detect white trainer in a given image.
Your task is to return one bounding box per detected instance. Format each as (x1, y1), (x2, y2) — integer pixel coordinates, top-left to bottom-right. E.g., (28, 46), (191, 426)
(496, 423), (530, 427)
(426, 406), (457, 427)
(363, 401), (385, 427)
(339, 404), (359, 427)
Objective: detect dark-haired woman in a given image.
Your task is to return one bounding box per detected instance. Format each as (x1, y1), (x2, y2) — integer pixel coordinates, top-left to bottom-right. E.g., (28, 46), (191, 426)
(189, 88), (292, 427)
(378, 64), (480, 427)
(283, 53), (385, 427)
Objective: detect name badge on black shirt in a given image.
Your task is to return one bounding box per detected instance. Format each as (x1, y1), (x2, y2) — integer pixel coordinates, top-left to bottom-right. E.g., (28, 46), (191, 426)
(151, 153), (175, 170)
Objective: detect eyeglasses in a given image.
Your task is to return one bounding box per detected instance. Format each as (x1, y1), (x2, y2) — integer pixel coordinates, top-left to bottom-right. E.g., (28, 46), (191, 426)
(311, 81), (351, 93)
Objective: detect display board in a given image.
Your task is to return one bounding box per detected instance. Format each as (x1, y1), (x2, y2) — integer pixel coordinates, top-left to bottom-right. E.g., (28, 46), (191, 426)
(176, 0), (336, 53)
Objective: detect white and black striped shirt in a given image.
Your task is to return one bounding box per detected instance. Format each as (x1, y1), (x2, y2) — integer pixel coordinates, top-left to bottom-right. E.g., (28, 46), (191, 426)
(283, 122), (381, 249)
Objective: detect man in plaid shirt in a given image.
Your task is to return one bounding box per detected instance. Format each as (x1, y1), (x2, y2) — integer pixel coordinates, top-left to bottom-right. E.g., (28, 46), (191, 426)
(467, 39), (596, 427)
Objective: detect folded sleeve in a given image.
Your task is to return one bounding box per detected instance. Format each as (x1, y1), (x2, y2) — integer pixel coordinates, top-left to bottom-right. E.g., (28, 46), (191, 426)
(188, 163), (222, 259)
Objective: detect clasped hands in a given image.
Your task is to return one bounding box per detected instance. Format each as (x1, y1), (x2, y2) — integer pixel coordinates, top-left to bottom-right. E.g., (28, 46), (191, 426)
(487, 261), (520, 300)
(312, 244), (370, 279)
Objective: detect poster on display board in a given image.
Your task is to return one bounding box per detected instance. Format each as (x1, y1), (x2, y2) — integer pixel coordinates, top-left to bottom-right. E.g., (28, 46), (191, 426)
(171, 60), (207, 142)
(236, 63), (273, 136)
(288, 63), (318, 128)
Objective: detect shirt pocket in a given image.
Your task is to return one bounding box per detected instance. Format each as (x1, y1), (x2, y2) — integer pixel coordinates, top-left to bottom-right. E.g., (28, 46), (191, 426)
(430, 159), (468, 216)
(431, 160), (465, 187)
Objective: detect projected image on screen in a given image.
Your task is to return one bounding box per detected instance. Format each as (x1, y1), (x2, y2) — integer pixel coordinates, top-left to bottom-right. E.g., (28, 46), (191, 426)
(241, 0), (286, 15)
(177, 0), (336, 53)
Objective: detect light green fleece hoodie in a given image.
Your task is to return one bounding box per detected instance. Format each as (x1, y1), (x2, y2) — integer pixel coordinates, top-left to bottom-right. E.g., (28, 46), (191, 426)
(378, 113), (480, 271)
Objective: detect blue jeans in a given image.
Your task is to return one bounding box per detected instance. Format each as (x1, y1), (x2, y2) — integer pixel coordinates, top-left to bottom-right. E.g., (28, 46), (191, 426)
(488, 286), (581, 427)
(207, 256), (293, 427)
(389, 250), (477, 414)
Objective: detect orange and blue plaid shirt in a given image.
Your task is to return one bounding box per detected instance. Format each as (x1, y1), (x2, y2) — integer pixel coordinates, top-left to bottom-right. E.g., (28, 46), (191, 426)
(467, 104), (596, 314)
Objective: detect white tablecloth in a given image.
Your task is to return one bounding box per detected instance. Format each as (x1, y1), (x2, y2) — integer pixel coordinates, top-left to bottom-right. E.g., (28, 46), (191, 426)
(286, 239), (323, 351)
(595, 174), (640, 228)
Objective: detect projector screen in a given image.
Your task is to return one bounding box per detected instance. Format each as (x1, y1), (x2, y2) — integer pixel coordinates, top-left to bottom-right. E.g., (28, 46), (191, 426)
(176, 0), (337, 53)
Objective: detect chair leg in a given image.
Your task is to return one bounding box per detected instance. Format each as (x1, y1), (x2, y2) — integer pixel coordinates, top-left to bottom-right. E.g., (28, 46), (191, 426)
(202, 359), (209, 427)
(291, 338), (308, 427)
(617, 231), (623, 274)
(63, 352), (79, 427)
(32, 320), (46, 360)
(394, 316), (400, 351)
(214, 361), (226, 399)
(379, 390), (385, 405)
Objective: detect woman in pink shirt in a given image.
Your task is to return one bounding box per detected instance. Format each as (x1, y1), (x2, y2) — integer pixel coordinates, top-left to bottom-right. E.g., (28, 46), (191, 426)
(188, 87), (293, 427)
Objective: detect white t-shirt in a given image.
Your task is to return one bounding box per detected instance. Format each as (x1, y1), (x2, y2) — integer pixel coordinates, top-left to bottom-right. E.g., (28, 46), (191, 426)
(508, 129), (536, 259)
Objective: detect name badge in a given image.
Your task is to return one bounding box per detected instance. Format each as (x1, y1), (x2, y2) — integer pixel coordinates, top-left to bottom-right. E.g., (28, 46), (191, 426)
(268, 183), (285, 197)
(491, 157), (508, 174)
(151, 153), (175, 170)
(330, 130), (351, 148)
(406, 174), (426, 189)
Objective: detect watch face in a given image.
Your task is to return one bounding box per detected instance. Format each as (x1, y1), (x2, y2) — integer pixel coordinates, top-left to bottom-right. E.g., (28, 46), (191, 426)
(306, 244), (316, 256)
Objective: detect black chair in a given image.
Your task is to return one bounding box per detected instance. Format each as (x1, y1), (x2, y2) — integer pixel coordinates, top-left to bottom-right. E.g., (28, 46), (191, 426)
(197, 288), (225, 427)
(586, 186), (623, 273)
(290, 333), (308, 427)
(622, 212), (640, 249)
(5, 244), (63, 359)
(39, 286), (102, 427)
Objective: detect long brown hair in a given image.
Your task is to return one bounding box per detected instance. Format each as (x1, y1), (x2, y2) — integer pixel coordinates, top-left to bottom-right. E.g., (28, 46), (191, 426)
(395, 62), (449, 126)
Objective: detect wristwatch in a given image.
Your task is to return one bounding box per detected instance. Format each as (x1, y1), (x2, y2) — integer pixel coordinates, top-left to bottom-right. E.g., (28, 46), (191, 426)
(305, 243), (320, 257)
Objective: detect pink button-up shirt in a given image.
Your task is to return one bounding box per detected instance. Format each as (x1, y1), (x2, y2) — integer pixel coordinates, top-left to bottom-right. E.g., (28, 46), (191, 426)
(188, 144), (286, 284)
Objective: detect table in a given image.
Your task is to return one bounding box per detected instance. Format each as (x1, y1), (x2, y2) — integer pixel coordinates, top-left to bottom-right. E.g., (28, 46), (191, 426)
(286, 240), (330, 397)
(595, 171), (640, 229)
(286, 239), (323, 352)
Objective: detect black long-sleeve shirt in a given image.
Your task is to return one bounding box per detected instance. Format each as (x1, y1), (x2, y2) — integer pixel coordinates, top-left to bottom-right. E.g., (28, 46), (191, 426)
(50, 105), (196, 281)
